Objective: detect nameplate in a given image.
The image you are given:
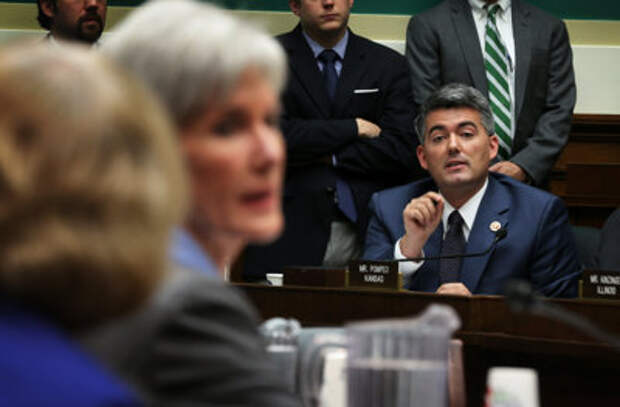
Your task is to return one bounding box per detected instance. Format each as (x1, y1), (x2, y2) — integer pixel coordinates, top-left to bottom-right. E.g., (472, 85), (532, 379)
(348, 260), (401, 290)
(581, 269), (620, 300)
(283, 266), (347, 287)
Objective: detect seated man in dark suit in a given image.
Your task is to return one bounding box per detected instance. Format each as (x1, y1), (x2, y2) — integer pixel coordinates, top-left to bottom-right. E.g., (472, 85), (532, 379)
(364, 83), (580, 297)
(243, 0), (422, 280)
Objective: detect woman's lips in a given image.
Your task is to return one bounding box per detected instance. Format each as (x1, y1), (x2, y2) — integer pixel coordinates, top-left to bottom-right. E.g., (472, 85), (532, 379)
(241, 189), (277, 211)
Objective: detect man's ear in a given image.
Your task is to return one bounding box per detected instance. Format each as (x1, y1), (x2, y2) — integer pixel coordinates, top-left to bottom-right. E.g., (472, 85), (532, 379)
(488, 134), (499, 161)
(40, 0), (56, 18)
(416, 144), (429, 171)
(289, 0), (301, 16)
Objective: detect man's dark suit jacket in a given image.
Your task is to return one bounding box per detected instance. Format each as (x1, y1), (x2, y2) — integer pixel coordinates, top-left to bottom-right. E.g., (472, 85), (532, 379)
(80, 270), (299, 407)
(597, 208), (620, 271)
(363, 173), (580, 297)
(406, 0), (576, 186)
(243, 25), (422, 280)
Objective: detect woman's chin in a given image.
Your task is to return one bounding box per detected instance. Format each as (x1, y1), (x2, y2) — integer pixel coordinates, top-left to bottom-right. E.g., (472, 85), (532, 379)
(242, 214), (284, 245)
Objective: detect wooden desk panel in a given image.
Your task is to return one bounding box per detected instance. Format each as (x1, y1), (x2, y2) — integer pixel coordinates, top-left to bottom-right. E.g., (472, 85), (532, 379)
(236, 284), (620, 406)
(551, 114), (620, 227)
(565, 163), (620, 202)
(236, 284), (620, 340)
(556, 114), (620, 172)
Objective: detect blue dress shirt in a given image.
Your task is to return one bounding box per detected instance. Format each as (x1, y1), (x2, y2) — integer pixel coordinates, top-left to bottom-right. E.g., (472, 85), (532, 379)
(169, 228), (219, 277)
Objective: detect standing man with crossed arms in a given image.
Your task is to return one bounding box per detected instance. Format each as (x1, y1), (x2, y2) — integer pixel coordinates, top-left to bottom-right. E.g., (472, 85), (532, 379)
(406, 0), (576, 187)
(243, 0), (422, 280)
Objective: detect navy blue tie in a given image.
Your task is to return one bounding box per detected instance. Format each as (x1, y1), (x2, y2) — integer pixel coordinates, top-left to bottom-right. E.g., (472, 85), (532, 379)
(318, 49), (339, 100)
(439, 210), (466, 283)
(318, 49), (357, 222)
(335, 178), (357, 222)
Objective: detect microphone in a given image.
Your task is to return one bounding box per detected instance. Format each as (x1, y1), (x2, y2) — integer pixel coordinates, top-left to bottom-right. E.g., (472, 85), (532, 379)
(394, 228), (507, 263)
(505, 279), (620, 352)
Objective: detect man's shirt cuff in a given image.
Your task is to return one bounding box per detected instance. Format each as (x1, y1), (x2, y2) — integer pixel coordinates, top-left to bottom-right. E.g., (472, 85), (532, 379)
(394, 237), (424, 283)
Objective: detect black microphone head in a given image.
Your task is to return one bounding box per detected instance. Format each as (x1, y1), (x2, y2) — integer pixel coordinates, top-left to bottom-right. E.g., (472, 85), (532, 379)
(504, 279), (539, 314)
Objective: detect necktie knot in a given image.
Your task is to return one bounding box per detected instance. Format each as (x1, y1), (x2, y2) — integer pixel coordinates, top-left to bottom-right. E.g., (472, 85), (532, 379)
(448, 210), (464, 230)
(486, 4), (501, 22)
(318, 49), (338, 64)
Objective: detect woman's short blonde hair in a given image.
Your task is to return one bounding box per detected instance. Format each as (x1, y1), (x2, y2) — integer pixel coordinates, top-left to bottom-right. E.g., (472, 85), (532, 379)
(0, 42), (187, 330)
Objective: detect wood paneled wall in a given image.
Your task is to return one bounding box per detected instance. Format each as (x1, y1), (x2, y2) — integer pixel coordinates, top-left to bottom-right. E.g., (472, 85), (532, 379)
(551, 114), (620, 227)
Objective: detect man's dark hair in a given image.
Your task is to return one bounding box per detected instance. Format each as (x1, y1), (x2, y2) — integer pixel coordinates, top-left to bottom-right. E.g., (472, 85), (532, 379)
(37, 0), (55, 30)
(415, 83), (495, 144)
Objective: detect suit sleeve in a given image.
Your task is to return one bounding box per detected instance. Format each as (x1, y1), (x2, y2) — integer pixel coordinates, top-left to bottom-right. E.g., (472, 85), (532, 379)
(140, 280), (300, 407)
(510, 20), (576, 185)
(281, 114), (359, 166)
(405, 14), (443, 113)
(335, 55), (421, 180)
(363, 193), (399, 260)
(529, 197), (580, 298)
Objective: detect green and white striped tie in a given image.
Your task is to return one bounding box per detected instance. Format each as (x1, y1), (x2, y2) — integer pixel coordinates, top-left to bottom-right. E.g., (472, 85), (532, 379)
(485, 4), (512, 160)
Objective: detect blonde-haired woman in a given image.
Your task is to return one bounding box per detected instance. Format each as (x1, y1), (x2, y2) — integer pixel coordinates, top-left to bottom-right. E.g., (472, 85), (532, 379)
(0, 42), (185, 405)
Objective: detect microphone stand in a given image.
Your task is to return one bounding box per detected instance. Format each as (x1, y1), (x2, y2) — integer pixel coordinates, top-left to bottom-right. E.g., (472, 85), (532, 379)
(392, 229), (508, 263)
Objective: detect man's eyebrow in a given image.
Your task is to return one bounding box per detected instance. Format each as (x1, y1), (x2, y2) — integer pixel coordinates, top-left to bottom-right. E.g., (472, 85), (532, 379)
(457, 121), (478, 130)
(427, 121), (478, 134)
(428, 125), (446, 134)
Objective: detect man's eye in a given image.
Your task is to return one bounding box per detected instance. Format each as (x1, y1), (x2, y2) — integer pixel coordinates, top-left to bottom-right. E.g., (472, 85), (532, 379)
(461, 132), (474, 138)
(431, 134), (446, 143)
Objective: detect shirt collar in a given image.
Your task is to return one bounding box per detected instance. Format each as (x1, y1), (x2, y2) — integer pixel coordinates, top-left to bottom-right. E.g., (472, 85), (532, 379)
(47, 33), (101, 48)
(302, 29), (349, 61)
(46, 33), (61, 48)
(440, 177), (489, 236)
(469, 0), (511, 17)
(169, 228), (219, 277)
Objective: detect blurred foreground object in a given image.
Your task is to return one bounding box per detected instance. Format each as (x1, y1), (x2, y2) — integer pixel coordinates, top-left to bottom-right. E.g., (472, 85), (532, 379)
(0, 41), (186, 405)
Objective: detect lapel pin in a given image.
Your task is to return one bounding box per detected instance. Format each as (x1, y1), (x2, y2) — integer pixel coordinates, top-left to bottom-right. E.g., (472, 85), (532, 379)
(489, 221), (502, 232)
